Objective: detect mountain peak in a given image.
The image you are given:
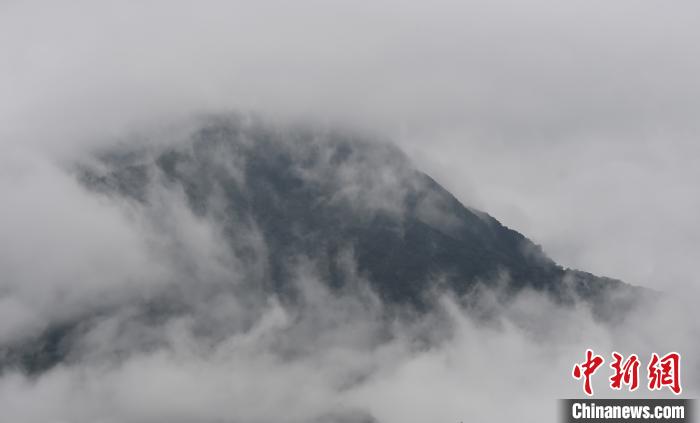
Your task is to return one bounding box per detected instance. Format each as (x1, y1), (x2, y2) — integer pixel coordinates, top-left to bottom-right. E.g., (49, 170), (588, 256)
(80, 116), (637, 307)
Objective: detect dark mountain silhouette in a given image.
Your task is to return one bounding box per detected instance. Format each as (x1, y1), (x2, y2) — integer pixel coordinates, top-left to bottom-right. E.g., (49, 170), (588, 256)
(0, 116), (643, 375)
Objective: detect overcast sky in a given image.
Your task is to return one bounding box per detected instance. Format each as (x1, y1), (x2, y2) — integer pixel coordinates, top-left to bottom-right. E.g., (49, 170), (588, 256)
(1, 2), (700, 421)
(2, 0), (699, 292)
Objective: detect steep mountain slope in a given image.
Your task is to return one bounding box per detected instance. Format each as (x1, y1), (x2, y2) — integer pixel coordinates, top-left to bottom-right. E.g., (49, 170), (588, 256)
(0, 116), (641, 374)
(85, 117), (633, 302)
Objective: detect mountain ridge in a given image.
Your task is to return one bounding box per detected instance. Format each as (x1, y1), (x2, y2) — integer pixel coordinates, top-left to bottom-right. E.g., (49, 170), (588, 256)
(0, 115), (644, 375)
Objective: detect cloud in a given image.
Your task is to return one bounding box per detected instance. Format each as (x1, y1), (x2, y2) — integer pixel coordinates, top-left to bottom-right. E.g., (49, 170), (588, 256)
(0, 121), (698, 422)
(2, 0), (699, 291)
(0, 148), (165, 345)
(0, 267), (697, 422)
(0, 1), (698, 421)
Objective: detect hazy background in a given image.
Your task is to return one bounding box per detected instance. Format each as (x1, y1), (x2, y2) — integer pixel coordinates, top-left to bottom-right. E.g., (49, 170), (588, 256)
(1, 1), (698, 422)
(2, 0), (698, 292)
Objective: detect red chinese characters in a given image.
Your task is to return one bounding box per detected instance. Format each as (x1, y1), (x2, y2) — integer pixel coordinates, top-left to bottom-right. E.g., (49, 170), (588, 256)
(573, 349), (605, 396)
(648, 352), (682, 394)
(609, 352), (640, 391)
(572, 350), (682, 395)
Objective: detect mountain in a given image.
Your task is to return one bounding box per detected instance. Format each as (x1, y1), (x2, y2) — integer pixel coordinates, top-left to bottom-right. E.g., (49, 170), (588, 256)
(0, 115), (643, 375)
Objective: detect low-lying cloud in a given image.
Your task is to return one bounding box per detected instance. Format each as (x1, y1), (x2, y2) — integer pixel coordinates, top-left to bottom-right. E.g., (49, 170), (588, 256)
(1, 1), (699, 421)
(1, 121), (698, 422)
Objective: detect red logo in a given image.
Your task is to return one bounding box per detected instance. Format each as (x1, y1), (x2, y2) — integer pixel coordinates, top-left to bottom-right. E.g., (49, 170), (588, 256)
(648, 352), (682, 395)
(572, 350), (681, 395)
(609, 352), (640, 391)
(573, 349), (605, 396)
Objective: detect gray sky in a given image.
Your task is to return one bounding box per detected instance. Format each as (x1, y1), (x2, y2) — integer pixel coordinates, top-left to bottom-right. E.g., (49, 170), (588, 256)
(1, 2), (699, 421)
(2, 0), (698, 291)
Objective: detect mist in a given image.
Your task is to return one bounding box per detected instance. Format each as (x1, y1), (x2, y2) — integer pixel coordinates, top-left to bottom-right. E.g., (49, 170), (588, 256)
(1, 1), (698, 422)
